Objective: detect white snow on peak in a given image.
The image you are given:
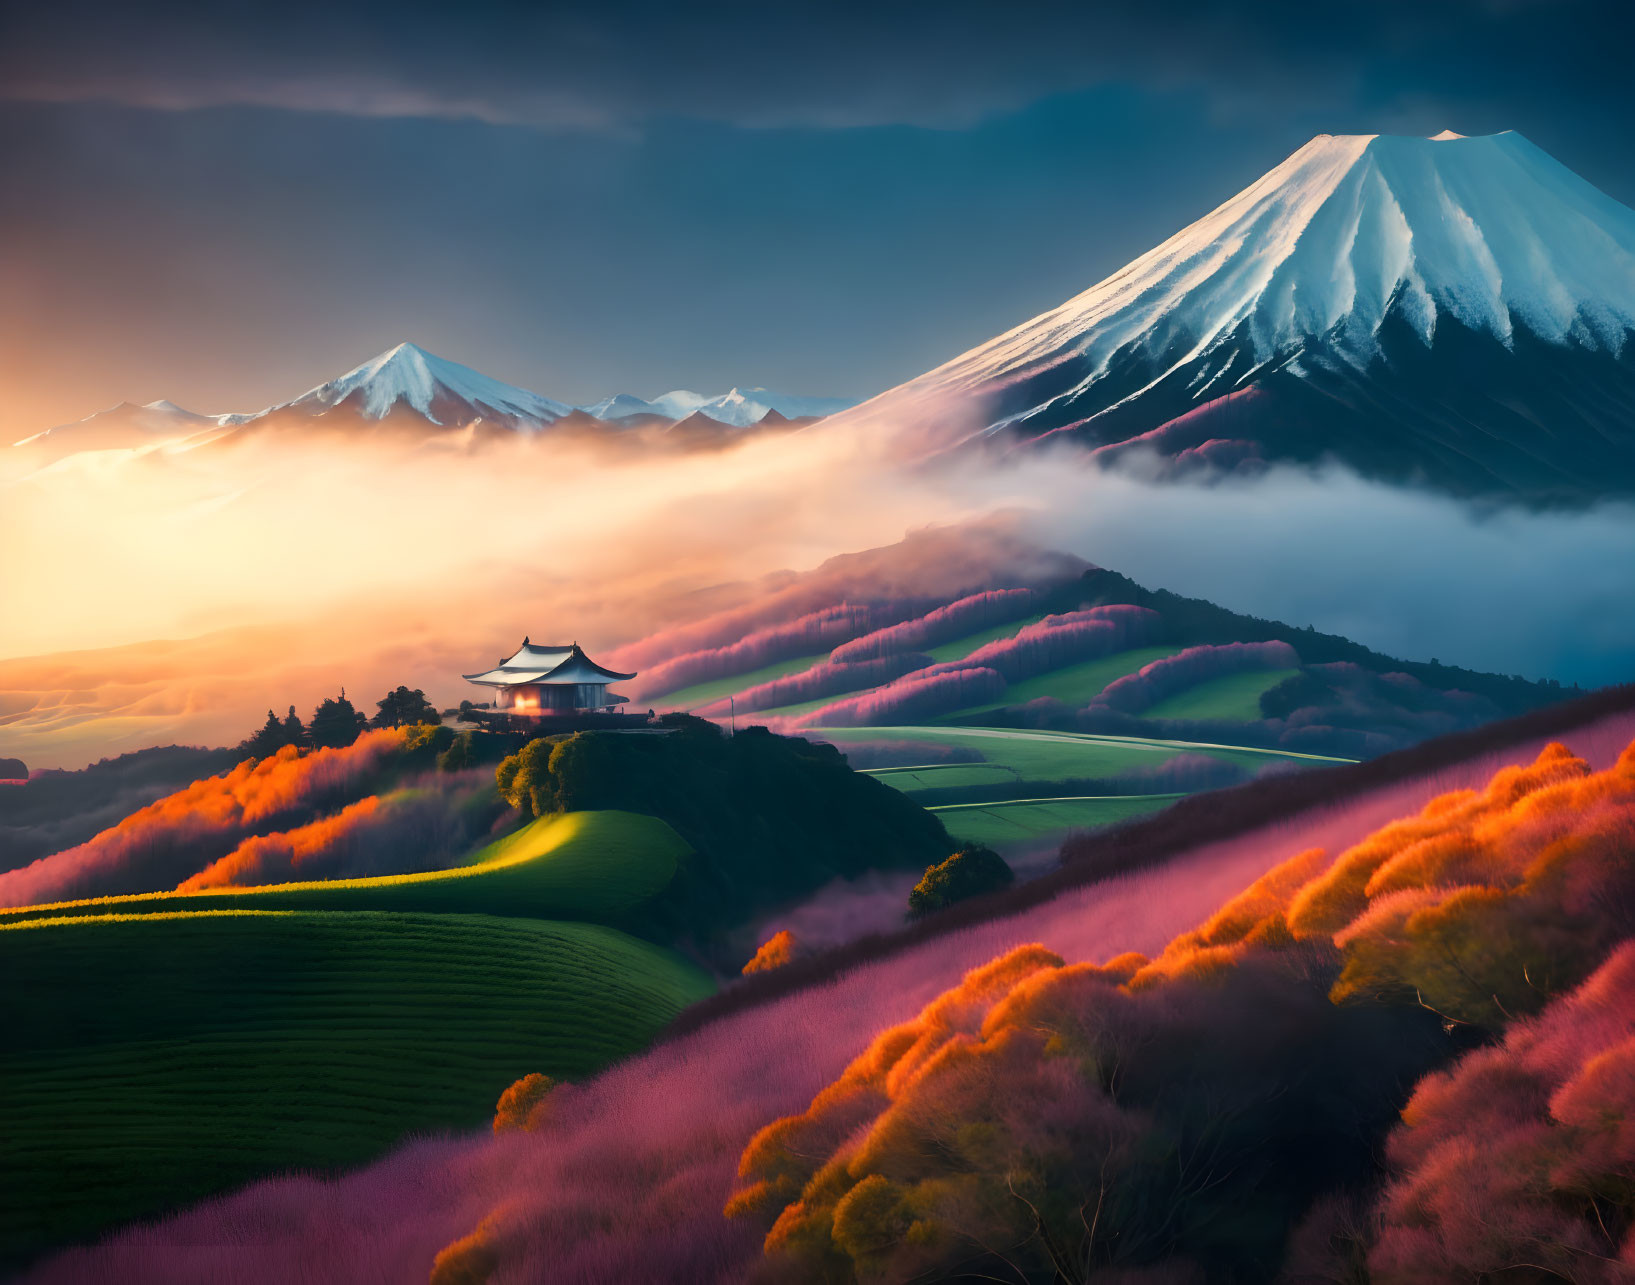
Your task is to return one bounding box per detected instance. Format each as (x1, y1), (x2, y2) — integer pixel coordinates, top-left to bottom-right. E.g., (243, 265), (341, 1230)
(692, 388), (773, 427)
(579, 386), (857, 426)
(279, 342), (570, 427)
(140, 399), (203, 417)
(580, 393), (669, 420)
(1428, 129), (1466, 141)
(851, 131), (1635, 418)
(649, 390), (713, 420)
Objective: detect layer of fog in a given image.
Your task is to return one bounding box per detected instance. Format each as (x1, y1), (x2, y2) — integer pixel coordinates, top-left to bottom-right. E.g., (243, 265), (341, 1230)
(4, 412), (1634, 768)
(979, 451), (1635, 690)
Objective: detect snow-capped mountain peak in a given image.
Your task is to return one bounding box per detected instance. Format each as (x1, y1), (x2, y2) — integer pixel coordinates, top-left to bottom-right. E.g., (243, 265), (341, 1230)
(871, 130), (1635, 420)
(271, 341), (571, 430)
(17, 346), (858, 459)
(836, 130), (1635, 498)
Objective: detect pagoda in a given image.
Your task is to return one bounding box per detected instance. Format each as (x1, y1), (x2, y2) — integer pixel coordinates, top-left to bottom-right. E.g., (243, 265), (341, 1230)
(463, 638), (636, 714)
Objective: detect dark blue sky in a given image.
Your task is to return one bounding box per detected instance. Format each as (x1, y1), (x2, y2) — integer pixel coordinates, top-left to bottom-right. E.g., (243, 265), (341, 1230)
(1, 0), (1630, 432)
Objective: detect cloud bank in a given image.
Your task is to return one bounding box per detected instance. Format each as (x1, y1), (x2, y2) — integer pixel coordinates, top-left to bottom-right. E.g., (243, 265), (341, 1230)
(4, 414), (1635, 770)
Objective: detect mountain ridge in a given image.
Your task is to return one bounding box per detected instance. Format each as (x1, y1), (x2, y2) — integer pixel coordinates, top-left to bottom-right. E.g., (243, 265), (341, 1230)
(9, 344), (857, 462)
(837, 130), (1635, 498)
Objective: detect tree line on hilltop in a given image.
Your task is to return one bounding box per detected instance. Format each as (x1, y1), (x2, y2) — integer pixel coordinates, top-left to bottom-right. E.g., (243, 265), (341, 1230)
(240, 686), (441, 757)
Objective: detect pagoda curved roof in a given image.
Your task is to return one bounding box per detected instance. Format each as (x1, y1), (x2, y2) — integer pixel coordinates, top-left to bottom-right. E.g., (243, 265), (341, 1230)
(463, 640), (636, 686)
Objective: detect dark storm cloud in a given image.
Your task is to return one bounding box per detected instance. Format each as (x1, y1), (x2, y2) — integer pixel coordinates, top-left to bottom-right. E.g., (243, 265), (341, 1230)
(2, 0), (1629, 133)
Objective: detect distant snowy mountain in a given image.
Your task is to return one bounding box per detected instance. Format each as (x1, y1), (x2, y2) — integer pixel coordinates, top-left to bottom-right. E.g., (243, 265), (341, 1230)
(579, 386), (856, 427)
(841, 131), (1635, 498)
(11, 345), (858, 466)
(239, 342), (573, 433)
(648, 390), (714, 420)
(9, 399), (223, 466)
(692, 387), (856, 427)
(578, 393), (672, 422)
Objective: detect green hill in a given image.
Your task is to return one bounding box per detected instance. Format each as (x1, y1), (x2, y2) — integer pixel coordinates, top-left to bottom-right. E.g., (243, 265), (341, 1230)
(0, 907), (712, 1266)
(1143, 667), (1303, 722)
(0, 809), (689, 927)
(932, 793), (1183, 848)
(823, 725), (1343, 788)
(830, 726), (1349, 852)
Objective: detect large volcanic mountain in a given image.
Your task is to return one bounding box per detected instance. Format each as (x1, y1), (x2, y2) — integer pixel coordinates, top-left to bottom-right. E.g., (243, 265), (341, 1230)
(844, 131), (1635, 499)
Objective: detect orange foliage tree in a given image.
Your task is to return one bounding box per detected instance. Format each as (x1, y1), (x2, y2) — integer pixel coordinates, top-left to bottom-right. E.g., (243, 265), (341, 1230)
(726, 738), (1635, 1283)
(743, 930), (801, 975)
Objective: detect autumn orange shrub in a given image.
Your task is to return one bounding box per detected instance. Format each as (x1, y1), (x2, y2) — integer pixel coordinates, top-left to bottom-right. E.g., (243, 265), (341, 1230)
(0, 729), (408, 906)
(428, 1210), (506, 1285)
(742, 929), (801, 975)
(728, 737), (1635, 1283)
(493, 1073), (558, 1135)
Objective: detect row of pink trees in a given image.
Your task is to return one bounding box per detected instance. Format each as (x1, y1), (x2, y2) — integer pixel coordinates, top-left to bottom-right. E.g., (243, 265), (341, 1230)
(795, 605), (1162, 726)
(695, 652), (933, 717)
(633, 604), (887, 700)
(1094, 640), (1300, 714)
(956, 605), (1159, 682)
(828, 588), (1042, 664)
(795, 667), (1008, 728)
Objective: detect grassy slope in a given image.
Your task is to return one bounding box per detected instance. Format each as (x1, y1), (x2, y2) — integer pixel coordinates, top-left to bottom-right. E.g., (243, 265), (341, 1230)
(921, 614), (1047, 662)
(657, 616), (1049, 716)
(1144, 668), (1303, 722)
(940, 644), (1184, 721)
(656, 652), (829, 711)
(832, 727), (1346, 852)
(825, 726), (1340, 787)
(0, 909), (712, 1265)
(692, 617), (1060, 724)
(933, 794), (1181, 848)
(0, 809), (689, 926)
(747, 643), (1189, 727)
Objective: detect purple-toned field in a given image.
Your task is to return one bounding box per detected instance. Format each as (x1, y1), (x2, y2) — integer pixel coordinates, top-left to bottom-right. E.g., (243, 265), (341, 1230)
(26, 709), (1635, 1285)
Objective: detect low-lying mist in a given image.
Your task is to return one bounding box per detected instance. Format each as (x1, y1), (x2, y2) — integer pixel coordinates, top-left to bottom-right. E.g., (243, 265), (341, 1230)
(4, 412), (1634, 769)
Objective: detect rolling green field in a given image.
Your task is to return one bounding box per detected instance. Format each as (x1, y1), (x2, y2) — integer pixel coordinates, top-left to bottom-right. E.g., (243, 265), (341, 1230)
(933, 794), (1183, 848)
(833, 725), (1348, 851)
(0, 908), (712, 1265)
(0, 809), (689, 927)
(1143, 668), (1301, 722)
(825, 725), (1341, 785)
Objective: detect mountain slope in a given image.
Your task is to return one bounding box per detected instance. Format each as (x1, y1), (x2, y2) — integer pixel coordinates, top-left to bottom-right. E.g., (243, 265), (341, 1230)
(843, 131), (1635, 498)
(8, 400), (224, 466)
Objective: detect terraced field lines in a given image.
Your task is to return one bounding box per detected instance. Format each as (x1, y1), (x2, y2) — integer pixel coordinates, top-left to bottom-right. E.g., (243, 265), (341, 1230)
(0, 910), (712, 1265)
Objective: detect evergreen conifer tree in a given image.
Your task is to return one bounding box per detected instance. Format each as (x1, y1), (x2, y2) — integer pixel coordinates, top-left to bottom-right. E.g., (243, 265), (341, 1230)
(241, 709), (287, 759)
(308, 690), (365, 749)
(281, 704), (308, 750)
